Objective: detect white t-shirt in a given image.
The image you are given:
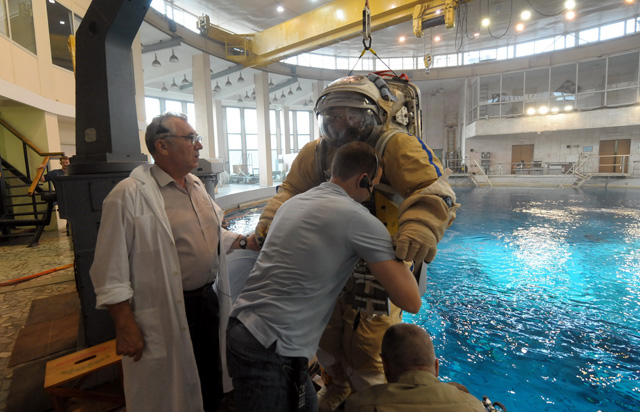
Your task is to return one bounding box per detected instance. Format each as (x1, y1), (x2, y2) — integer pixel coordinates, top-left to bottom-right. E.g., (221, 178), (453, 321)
(231, 182), (396, 359)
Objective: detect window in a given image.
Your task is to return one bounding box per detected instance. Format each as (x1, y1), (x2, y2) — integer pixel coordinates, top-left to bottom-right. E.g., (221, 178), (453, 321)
(525, 68), (550, 100)
(0, 0), (8, 36)
(515, 41), (535, 57)
(336, 57), (349, 70)
(600, 21), (625, 41)
(165, 100), (183, 113)
(463, 51), (479, 65)
(47, 0), (74, 70)
(578, 27), (599, 45)
(186, 103), (196, 127)
(295, 111), (311, 150)
(145, 97), (161, 123)
(479, 49), (497, 62)
(534, 37), (554, 54)
(7, 0), (36, 54)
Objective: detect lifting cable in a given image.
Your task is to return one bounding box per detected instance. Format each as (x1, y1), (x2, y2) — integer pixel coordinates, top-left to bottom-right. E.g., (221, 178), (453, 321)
(0, 263), (73, 287)
(348, 0), (400, 78)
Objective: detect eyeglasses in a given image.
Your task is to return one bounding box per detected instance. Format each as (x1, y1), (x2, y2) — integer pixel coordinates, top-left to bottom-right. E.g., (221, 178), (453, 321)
(164, 134), (203, 145)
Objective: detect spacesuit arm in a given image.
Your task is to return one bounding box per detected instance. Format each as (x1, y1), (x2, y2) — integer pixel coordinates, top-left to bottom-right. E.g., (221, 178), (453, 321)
(382, 133), (460, 262)
(255, 140), (324, 244)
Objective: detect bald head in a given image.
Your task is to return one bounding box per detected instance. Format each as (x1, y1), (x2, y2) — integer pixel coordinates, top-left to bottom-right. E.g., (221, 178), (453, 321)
(381, 323), (438, 382)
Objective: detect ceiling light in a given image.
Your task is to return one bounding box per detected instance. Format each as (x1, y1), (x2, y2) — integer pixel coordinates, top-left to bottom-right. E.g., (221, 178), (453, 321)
(303, 100), (308, 107)
(625, 0), (635, 3)
(481, 18), (490, 27)
(399, 36), (406, 43)
(238, 95), (243, 103)
(521, 10), (531, 20)
(336, 10), (344, 20)
(565, 10), (576, 20)
(225, 77), (232, 87)
(170, 77), (178, 89)
(273, 95), (278, 103)
(565, 105), (573, 111)
(245, 91), (250, 100)
(268, 78), (275, 87)
(59, 20), (65, 25)
(152, 53), (161, 67)
(251, 89), (256, 97)
(296, 82), (302, 92)
(564, 0), (576, 10)
(169, 49), (179, 63)
(538, 106), (549, 115)
(161, 82), (168, 92)
(515, 23), (525, 32)
(288, 87), (293, 96)
(281, 91), (286, 99)
(213, 81), (221, 92)
(435, 9), (441, 15)
(181, 74), (189, 85)
(527, 107), (536, 115)
(434, 35), (441, 42)
(308, 98), (314, 106)
(277, 5), (284, 12)
(474, 32), (480, 38)
(551, 107), (559, 113)
(238, 72), (245, 83)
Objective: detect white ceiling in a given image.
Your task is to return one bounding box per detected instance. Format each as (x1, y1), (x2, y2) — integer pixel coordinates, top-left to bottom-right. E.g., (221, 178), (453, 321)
(140, 0), (640, 104)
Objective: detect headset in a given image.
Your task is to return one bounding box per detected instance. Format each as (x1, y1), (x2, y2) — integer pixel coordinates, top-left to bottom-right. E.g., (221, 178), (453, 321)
(359, 153), (379, 189)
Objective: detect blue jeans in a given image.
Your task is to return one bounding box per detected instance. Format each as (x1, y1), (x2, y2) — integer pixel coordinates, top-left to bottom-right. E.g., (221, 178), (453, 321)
(226, 317), (318, 412)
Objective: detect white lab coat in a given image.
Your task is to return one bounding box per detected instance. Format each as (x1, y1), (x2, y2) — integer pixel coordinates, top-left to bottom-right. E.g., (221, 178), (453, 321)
(90, 164), (235, 412)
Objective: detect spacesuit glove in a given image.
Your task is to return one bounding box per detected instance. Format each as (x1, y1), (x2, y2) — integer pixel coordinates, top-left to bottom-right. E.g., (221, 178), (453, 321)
(394, 221), (438, 263)
(254, 219), (270, 248)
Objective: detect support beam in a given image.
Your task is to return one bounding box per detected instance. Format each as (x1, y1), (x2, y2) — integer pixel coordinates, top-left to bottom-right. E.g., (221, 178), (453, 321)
(201, 0), (455, 68)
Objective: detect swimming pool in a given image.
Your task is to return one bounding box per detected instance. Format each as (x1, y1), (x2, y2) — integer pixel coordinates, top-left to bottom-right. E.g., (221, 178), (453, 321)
(415, 187), (640, 412)
(225, 186), (640, 411)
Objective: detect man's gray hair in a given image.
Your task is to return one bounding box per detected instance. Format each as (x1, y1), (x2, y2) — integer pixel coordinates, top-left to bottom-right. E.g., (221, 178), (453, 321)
(145, 112), (188, 154)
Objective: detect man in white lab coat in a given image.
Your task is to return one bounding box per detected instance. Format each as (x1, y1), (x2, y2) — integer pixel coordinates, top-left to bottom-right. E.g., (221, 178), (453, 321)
(90, 113), (258, 411)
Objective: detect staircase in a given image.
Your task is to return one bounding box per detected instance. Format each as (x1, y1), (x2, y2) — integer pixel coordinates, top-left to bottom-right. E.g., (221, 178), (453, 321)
(556, 156), (592, 188)
(0, 118), (64, 247)
(470, 158), (493, 188)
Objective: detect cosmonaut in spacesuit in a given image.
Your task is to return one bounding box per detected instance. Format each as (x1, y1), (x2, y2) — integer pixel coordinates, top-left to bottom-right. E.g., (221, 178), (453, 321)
(254, 73), (460, 411)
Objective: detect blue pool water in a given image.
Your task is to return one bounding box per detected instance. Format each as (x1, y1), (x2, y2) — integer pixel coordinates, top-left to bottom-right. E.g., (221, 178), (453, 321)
(226, 186), (640, 411)
(412, 187), (640, 412)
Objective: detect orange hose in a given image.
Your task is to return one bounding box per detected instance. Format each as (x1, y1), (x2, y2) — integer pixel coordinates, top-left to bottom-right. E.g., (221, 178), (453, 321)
(0, 263), (73, 286)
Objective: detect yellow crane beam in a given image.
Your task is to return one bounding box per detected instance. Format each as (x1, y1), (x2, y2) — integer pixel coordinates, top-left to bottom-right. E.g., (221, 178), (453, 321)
(199, 0), (464, 68)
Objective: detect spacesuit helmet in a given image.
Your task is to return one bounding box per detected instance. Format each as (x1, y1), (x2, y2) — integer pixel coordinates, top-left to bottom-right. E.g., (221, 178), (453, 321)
(315, 75), (392, 146)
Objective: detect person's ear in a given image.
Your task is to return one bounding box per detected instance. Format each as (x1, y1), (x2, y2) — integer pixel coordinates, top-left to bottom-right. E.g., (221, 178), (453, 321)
(155, 139), (170, 155)
(359, 174), (371, 189)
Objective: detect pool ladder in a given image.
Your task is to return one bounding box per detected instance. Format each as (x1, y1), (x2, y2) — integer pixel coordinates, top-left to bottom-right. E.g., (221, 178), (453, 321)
(470, 158), (493, 188)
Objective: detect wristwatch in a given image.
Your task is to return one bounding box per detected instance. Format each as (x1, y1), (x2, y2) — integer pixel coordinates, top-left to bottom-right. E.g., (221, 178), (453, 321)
(239, 236), (248, 249)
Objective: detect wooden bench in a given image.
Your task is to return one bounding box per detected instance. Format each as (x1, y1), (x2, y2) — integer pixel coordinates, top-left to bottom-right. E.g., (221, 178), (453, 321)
(44, 339), (124, 412)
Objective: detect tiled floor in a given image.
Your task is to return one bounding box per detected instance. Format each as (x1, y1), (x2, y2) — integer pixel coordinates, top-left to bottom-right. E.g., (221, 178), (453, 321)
(0, 229), (76, 412)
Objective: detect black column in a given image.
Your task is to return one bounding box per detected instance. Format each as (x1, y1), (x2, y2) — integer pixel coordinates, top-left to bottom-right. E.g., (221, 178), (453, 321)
(56, 0), (151, 346)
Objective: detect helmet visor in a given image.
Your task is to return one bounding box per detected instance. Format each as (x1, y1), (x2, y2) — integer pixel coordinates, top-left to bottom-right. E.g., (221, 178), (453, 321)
(318, 107), (378, 146)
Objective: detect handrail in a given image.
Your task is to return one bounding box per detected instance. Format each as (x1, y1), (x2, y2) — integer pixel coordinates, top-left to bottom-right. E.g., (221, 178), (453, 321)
(470, 158), (493, 187)
(0, 118), (64, 157)
(556, 155), (592, 188)
(28, 156), (50, 196)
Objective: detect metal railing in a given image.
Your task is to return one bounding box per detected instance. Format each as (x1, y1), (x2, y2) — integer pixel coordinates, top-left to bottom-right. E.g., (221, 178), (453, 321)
(446, 155), (635, 178)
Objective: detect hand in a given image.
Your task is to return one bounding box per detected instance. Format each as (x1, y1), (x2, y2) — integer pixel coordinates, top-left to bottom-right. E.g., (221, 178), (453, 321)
(255, 220), (270, 248)
(115, 319), (145, 362)
(245, 234), (261, 251)
(394, 221), (437, 263)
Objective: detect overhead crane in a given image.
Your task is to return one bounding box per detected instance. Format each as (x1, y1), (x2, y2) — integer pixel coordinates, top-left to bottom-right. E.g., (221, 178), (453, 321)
(196, 0), (468, 68)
